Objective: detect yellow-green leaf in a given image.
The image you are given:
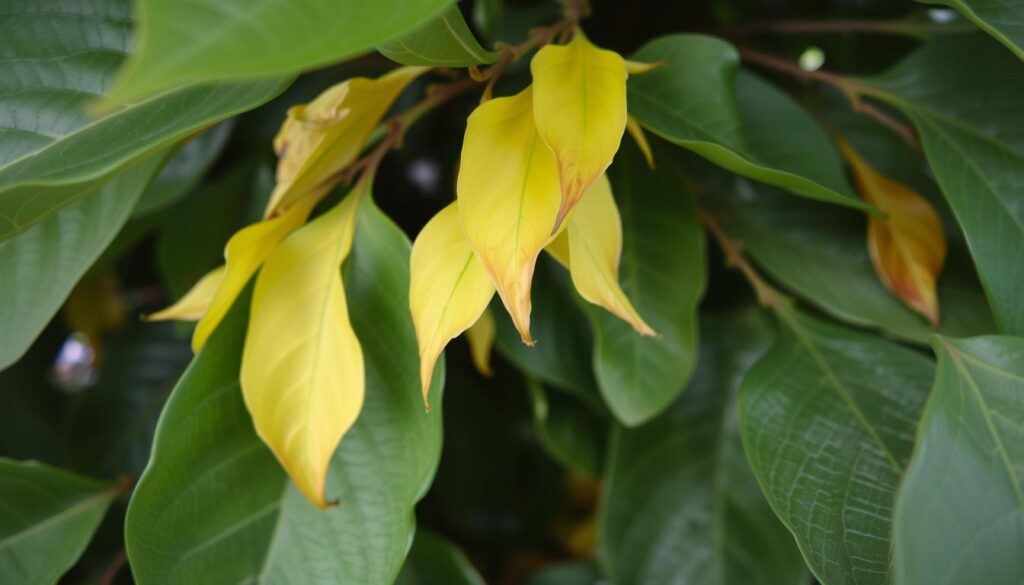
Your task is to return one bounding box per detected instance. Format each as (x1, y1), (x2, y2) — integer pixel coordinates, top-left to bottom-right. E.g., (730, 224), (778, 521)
(838, 139), (947, 325)
(410, 202), (494, 405)
(531, 30), (628, 229)
(554, 174), (654, 336)
(626, 115), (655, 169)
(193, 194), (318, 352)
(457, 86), (561, 345)
(266, 66), (426, 216)
(466, 308), (496, 378)
(146, 266), (226, 322)
(241, 184), (367, 508)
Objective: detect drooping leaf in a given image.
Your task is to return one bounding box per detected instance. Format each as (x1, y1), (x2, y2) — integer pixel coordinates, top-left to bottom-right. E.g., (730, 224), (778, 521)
(837, 139), (946, 325)
(627, 35), (868, 212)
(527, 380), (608, 477)
(550, 174), (655, 336)
(894, 335), (1024, 584)
(266, 66), (427, 215)
(600, 310), (806, 585)
(740, 311), (933, 585)
(241, 186), (365, 508)
(465, 308), (496, 377)
(860, 35), (1024, 334)
(0, 0), (288, 239)
(191, 194), (318, 351)
(0, 154), (167, 370)
(919, 0), (1024, 60)
(0, 459), (117, 585)
(395, 530), (486, 585)
(588, 141), (706, 426)
(145, 267), (225, 322)
(379, 5), (498, 66)
(100, 0), (453, 106)
(531, 31), (628, 227)
(126, 200), (444, 584)
(410, 203), (494, 403)
(457, 86), (561, 344)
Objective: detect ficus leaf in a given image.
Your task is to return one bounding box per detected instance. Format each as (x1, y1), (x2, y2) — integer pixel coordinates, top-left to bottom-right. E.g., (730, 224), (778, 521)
(241, 184), (366, 508)
(192, 194), (318, 351)
(410, 202), (495, 405)
(838, 139), (946, 325)
(145, 266), (226, 322)
(378, 4), (498, 67)
(456, 86), (561, 345)
(266, 66), (427, 215)
(466, 308), (497, 377)
(531, 30), (628, 229)
(918, 0), (1024, 60)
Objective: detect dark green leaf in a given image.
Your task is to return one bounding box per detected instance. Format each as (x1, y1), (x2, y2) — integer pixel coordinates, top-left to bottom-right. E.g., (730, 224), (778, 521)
(740, 311), (933, 585)
(861, 35), (1024, 334)
(600, 310), (806, 585)
(379, 5), (497, 66)
(628, 34), (868, 212)
(527, 380), (608, 477)
(395, 530), (485, 585)
(921, 0), (1024, 60)
(125, 200), (444, 584)
(894, 335), (1024, 584)
(0, 154), (167, 370)
(0, 459), (116, 585)
(588, 141), (706, 426)
(103, 0), (454, 105)
(524, 561), (603, 585)
(0, 0), (288, 238)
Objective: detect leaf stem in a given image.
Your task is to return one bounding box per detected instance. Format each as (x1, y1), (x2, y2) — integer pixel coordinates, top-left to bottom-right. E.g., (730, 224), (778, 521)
(739, 48), (919, 148)
(699, 209), (791, 314)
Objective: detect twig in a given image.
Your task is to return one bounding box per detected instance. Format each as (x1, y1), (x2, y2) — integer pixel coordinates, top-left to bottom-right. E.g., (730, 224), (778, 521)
(97, 550), (127, 585)
(699, 210), (790, 312)
(739, 48), (919, 148)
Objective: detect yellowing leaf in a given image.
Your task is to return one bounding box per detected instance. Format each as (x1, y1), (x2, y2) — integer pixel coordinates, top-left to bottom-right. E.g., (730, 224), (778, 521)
(241, 184), (367, 508)
(457, 86), (561, 345)
(193, 194), (318, 352)
(838, 139), (946, 325)
(466, 308), (496, 378)
(531, 30), (628, 229)
(410, 202), (495, 405)
(145, 266), (226, 322)
(626, 116), (655, 169)
(557, 175), (655, 336)
(265, 66), (427, 216)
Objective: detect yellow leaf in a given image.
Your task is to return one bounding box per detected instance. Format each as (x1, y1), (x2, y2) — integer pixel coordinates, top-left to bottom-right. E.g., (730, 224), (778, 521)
(625, 60), (662, 75)
(531, 30), (627, 230)
(192, 194), (318, 352)
(410, 202), (495, 405)
(457, 86), (561, 345)
(626, 116), (655, 169)
(838, 139), (946, 325)
(145, 266), (226, 322)
(556, 174), (655, 336)
(265, 66), (427, 216)
(241, 184), (367, 509)
(466, 308), (496, 378)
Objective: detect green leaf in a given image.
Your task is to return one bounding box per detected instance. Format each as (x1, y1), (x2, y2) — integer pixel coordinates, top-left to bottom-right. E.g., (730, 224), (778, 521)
(740, 311), (934, 585)
(524, 561), (603, 585)
(628, 34), (869, 212)
(920, 0), (1024, 60)
(103, 0), (454, 105)
(587, 141), (706, 426)
(379, 4), (497, 66)
(894, 335), (1024, 584)
(527, 380), (608, 477)
(131, 121), (235, 218)
(0, 459), (117, 585)
(599, 310), (807, 585)
(0, 154), (167, 370)
(860, 35), (1024, 335)
(395, 530), (485, 585)
(125, 200), (444, 584)
(0, 0), (288, 239)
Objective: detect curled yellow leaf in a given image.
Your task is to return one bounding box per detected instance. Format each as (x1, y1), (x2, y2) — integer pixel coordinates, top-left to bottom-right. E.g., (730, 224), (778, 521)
(838, 139), (946, 325)
(192, 195), (318, 352)
(457, 86), (561, 345)
(265, 66), (427, 216)
(466, 308), (496, 378)
(531, 30), (627, 230)
(625, 116), (655, 169)
(410, 202), (495, 406)
(548, 175), (655, 336)
(145, 266), (226, 322)
(241, 184), (367, 509)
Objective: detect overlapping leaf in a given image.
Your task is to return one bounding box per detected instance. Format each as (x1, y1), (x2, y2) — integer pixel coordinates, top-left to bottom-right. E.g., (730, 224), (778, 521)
(379, 5), (497, 66)
(920, 0), (1024, 60)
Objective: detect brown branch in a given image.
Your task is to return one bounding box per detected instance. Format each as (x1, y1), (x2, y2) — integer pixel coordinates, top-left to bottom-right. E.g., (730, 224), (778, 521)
(699, 210), (790, 312)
